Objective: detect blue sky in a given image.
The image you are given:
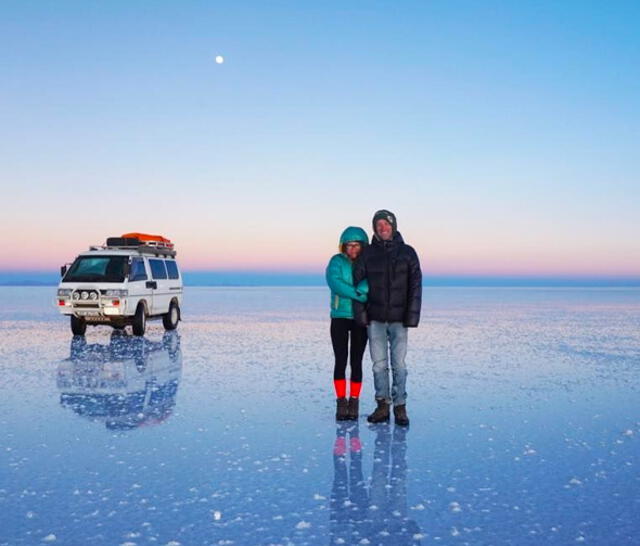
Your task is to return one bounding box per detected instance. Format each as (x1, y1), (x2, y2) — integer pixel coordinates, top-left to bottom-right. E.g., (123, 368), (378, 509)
(1, 1), (638, 278)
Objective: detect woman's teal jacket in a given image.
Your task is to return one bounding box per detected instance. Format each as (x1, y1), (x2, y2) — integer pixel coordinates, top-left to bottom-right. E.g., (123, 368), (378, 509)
(325, 226), (369, 319)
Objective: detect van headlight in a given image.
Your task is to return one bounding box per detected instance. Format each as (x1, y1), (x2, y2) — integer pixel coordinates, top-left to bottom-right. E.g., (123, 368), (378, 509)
(58, 289), (72, 297)
(104, 289), (128, 297)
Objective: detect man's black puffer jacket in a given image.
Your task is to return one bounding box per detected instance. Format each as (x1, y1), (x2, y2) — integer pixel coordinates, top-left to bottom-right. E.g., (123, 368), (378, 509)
(353, 232), (422, 327)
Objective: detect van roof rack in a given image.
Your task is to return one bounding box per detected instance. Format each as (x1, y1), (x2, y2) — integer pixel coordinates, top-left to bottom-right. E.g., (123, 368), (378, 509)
(89, 244), (177, 257)
(91, 233), (177, 257)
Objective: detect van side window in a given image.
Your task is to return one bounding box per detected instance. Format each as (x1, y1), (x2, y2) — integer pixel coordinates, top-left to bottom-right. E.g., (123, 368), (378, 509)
(149, 259), (168, 280)
(129, 258), (148, 282)
(165, 260), (180, 280)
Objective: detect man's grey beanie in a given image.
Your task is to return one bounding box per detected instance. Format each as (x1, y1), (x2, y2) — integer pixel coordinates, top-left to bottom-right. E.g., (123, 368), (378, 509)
(372, 209), (397, 233)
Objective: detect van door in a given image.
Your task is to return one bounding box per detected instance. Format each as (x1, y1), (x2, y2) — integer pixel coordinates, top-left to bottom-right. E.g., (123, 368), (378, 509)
(127, 257), (153, 315)
(164, 259), (183, 307)
(148, 258), (170, 315)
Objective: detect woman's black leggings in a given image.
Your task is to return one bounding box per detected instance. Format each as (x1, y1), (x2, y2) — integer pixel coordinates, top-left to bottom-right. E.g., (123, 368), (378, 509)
(331, 318), (368, 382)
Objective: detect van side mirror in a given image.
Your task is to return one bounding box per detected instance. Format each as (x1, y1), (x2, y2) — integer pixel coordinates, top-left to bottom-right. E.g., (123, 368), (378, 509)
(123, 261), (130, 278)
(60, 265), (68, 277)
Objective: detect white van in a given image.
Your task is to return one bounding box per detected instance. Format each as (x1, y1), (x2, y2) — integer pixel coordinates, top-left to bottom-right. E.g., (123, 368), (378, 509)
(57, 234), (183, 336)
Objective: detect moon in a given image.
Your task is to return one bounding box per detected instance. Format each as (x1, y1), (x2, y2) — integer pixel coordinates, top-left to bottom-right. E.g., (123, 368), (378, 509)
(215, 55), (224, 64)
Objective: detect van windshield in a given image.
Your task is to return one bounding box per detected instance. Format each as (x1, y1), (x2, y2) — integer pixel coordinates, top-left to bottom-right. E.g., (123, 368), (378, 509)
(63, 256), (128, 283)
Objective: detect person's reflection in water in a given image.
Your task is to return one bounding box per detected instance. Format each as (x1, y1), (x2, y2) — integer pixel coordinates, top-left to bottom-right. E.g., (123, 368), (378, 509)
(368, 425), (421, 544)
(330, 424), (422, 545)
(58, 331), (182, 430)
(331, 423), (368, 544)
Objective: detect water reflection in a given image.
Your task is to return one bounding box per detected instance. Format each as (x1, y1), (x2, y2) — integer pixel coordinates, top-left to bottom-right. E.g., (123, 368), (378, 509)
(57, 332), (182, 430)
(330, 424), (422, 545)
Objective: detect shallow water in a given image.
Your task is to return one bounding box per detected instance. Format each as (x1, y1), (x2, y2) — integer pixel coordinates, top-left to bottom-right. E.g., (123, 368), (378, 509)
(1, 287), (639, 545)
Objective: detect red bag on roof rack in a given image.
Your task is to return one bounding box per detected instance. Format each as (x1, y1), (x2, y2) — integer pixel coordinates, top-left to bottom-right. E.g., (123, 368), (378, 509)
(120, 232), (174, 250)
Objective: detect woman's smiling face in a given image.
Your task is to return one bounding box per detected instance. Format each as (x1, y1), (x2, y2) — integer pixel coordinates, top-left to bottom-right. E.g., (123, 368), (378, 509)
(344, 242), (362, 260)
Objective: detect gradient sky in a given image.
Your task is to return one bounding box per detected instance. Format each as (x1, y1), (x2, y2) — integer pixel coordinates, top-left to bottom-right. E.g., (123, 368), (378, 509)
(1, 1), (638, 276)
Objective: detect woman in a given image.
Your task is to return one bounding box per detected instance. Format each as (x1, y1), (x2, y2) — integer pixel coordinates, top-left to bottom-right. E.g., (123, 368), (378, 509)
(325, 226), (369, 421)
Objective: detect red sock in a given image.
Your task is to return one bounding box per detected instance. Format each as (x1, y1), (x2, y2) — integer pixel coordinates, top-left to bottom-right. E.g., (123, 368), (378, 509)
(350, 381), (362, 399)
(350, 437), (362, 453)
(333, 437), (346, 456)
(334, 379), (346, 398)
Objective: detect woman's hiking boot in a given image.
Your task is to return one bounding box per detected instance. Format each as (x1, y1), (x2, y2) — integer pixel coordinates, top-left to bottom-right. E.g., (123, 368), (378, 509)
(336, 397), (349, 421)
(393, 404), (410, 426)
(347, 397), (359, 420)
(367, 399), (390, 423)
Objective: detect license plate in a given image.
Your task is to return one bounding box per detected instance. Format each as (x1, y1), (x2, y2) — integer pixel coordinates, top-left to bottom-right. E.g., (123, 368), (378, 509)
(78, 311), (100, 317)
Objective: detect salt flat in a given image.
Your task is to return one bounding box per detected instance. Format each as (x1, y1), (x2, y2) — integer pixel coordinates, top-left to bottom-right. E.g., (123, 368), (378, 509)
(1, 286), (639, 545)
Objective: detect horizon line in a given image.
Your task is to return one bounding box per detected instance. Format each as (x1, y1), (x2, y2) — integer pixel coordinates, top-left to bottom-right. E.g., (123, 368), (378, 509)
(1, 270), (639, 288)
(1, 268), (639, 277)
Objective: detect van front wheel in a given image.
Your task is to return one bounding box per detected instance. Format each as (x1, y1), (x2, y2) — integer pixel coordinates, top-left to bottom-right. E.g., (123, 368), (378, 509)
(132, 304), (146, 336)
(163, 302), (180, 330)
(70, 316), (87, 336)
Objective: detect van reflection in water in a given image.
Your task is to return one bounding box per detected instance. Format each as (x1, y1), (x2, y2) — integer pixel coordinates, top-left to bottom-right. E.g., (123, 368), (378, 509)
(331, 424), (421, 545)
(57, 331), (182, 430)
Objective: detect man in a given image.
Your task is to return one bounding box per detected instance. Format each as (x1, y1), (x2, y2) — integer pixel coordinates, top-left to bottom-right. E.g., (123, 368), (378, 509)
(353, 210), (422, 426)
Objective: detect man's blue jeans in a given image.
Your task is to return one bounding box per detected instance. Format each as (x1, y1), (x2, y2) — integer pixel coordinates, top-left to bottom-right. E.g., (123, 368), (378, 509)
(367, 321), (408, 406)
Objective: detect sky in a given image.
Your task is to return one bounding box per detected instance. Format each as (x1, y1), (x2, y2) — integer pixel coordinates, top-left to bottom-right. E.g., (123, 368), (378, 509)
(1, 0), (639, 278)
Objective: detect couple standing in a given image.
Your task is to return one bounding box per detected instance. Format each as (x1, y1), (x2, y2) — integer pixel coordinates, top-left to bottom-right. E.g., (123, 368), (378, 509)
(326, 210), (422, 426)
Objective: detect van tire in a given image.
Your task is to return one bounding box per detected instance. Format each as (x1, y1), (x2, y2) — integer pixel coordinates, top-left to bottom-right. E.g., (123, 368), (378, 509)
(163, 302), (180, 331)
(132, 304), (146, 336)
(70, 316), (87, 336)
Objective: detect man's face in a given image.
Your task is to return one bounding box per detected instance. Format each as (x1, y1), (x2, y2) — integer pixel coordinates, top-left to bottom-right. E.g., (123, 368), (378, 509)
(375, 219), (393, 241)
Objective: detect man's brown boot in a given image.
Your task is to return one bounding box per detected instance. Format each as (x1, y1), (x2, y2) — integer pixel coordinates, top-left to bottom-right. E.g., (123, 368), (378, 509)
(393, 404), (410, 426)
(367, 399), (390, 423)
